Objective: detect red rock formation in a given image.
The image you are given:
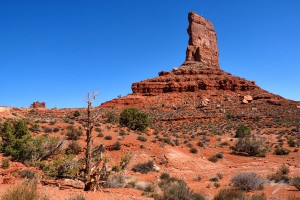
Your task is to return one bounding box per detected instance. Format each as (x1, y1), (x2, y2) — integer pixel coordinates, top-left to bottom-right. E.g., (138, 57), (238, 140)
(185, 12), (219, 69)
(100, 12), (294, 109)
(30, 101), (46, 108)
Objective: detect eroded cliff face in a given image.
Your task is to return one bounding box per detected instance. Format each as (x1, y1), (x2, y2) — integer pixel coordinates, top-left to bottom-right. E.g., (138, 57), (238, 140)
(185, 12), (219, 68)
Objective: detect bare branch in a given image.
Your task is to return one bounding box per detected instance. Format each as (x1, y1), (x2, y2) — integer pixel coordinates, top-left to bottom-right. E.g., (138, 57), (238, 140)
(85, 90), (98, 105)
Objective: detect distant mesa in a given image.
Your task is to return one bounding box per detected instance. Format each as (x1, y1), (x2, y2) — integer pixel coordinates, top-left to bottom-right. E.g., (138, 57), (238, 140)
(100, 12), (293, 108)
(30, 101), (46, 109)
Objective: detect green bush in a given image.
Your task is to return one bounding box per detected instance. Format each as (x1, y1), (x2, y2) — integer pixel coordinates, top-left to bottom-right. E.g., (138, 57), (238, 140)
(275, 147), (290, 155)
(235, 125), (251, 138)
(160, 173), (170, 180)
(132, 160), (154, 174)
(137, 135), (147, 142)
(27, 135), (62, 163)
(111, 142), (121, 151)
(1, 120), (32, 162)
(66, 141), (81, 155)
(29, 124), (41, 133)
(2, 158), (10, 169)
(73, 110), (81, 117)
(190, 148), (198, 154)
(66, 126), (83, 140)
(18, 169), (36, 179)
(41, 155), (79, 178)
(43, 127), (52, 133)
(208, 156), (219, 163)
(106, 112), (119, 124)
(104, 135), (112, 140)
(120, 108), (150, 131)
(234, 135), (267, 157)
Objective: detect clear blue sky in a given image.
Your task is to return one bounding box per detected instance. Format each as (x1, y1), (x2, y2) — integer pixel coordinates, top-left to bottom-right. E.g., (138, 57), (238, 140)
(0, 0), (299, 108)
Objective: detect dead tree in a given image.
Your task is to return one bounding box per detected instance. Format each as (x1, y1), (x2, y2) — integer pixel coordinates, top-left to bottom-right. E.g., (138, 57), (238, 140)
(83, 91), (109, 191)
(84, 91), (97, 191)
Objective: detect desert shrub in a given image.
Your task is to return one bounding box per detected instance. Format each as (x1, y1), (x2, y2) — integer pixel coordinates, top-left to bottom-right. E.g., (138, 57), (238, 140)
(43, 127), (52, 133)
(107, 174), (126, 188)
(208, 156), (219, 163)
(94, 127), (102, 132)
(66, 141), (81, 155)
(120, 108), (150, 131)
(53, 127), (59, 133)
(291, 177), (300, 190)
(156, 178), (205, 200)
(41, 155), (79, 178)
(137, 135), (147, 142)
(27, 135), (62, 163)
(216, 173), (223, 179)
(111, 165), (121, 172)
(275, 147), (290, 155)
(235, 125), (251, 138)
(2, 158), (10, 169)
(18, 169), (36, 179)
(106, 112), (119, 124)
(231, 172), (264, 191)
(214, 189), (246, 200)
(29, 124), (41, 133)
(279, 164), (290, 175)
(216, 152), (223, 159)
(135, 181), (156, 192)
(66, 126), (83, 140)
(97, 132), (104, 137)
(234, 135), (267, 157)
(214, 182), (220, 188)
(73, 111), (80, 118)
(287, 137), (296, 147)
(1, 182), (49, 200)
(111, 141), (121, 151)
(104, 135), (112, 140)
(119, 130), (126, 136)
(160, 173), (170, 180)
(209, 177), (219, 182)
(120, 154), (131, 170)
(132, 160), (154, 174)
(190, 148), (198, 154)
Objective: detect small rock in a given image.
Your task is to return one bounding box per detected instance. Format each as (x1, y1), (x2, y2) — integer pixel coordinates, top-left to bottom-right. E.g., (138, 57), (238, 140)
(242, 99), (248, 104)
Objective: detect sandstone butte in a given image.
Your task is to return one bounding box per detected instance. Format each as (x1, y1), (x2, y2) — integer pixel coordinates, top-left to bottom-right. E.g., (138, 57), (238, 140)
(100, 12), (297, 110)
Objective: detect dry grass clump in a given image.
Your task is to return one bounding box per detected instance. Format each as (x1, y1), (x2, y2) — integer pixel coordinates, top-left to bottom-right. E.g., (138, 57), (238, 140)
(2, 182), (49, 200)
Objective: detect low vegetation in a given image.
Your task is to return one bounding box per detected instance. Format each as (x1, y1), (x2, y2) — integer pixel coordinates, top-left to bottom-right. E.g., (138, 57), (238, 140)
(132, 160), (154, 174)
(120, 108), (150, 131)
(2, 182), (49, 200)
(156, 177), (205, 200)
(231, 172), (264, 191)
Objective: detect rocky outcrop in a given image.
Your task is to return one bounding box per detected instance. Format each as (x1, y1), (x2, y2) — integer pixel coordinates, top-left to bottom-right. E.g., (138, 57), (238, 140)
(130, 12), (255, 96)
(132, 63), (258, 96)
(30, 101), (46, 108)
(100, 12), (293, 109)
(185, 12), (219, 68)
